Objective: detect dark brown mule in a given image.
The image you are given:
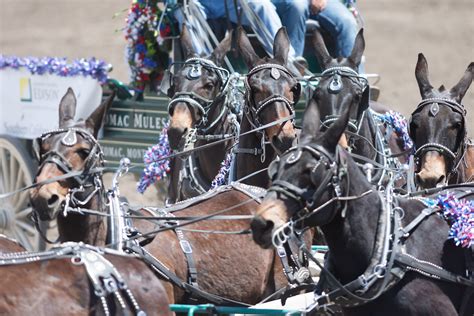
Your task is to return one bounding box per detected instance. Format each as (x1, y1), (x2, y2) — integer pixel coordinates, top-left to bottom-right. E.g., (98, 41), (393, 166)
(166, 26), (236, 203)
(310, 29), (407, 184)
(27, 89), (171, 315)
(251, 99), (473, 315)
(30, 28), (299, 305)
(0, 238), (171, 315)
(235, 27), (299, 188)
(409, 54), (474, 189)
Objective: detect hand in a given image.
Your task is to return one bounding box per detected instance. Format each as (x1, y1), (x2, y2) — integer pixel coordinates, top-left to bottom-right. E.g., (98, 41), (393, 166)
(310, 0), (327, 15)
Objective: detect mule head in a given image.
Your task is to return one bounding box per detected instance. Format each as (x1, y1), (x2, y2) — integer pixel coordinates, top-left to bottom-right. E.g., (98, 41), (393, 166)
(167, 25), (232, 149)
(410, 53), (473, 189)
(251, 95), (353, 248)
(30, 88), (112, 220)
(238, 27), (299, 153)
(310, 29), (369, 145)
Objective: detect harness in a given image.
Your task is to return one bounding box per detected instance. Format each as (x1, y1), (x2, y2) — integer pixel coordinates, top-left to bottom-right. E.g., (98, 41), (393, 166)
(409, 97), (467, 183)
(268, 144), (474, 312)
(0, 242), (145, 316)
(166, 58), (241, 201)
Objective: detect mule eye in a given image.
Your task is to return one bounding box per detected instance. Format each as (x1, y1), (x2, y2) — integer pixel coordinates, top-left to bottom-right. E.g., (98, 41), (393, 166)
(203, 82), (214, 90)
(77, 149), (90, 159)
(452, 121), (462, 129)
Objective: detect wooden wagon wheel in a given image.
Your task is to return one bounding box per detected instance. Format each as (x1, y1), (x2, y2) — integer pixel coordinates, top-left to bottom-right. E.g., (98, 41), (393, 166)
(0, 136), (50, 251)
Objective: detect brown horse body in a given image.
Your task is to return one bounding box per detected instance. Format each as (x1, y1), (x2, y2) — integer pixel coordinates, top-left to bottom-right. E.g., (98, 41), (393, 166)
(0, 234), (170, 315)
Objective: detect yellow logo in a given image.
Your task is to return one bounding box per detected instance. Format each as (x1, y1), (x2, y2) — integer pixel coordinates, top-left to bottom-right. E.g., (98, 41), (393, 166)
(19, 78), (32, 102)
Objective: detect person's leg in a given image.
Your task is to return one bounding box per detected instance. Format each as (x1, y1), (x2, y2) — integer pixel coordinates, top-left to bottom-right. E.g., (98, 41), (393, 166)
(227, 0), (296, 58)
(311, 0), (358, 57)
(273, 0), (309, 57)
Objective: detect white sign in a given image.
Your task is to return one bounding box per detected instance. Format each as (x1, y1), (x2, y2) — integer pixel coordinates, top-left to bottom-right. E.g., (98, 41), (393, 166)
(0, 68), (102, 139)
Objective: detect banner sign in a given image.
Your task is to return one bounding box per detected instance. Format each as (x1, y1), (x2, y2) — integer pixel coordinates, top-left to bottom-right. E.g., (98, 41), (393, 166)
(0, 68), (102, 139)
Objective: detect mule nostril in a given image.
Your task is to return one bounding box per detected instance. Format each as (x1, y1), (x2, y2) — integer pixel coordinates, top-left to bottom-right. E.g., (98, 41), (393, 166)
(251, 216), (274, 235)
(47, 195), (59, 207)
(436, 175), (446, 185)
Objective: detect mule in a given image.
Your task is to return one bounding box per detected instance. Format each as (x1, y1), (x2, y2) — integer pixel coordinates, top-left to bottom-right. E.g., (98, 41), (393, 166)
(310, 29), (407, 186)
(166, 26), (237, 203)
(235, 27), (299, 188)
(0, 236), (170, 315)
(251, 97), (473, 315)
(30, 27), (301, 305)
(409, 53), (474, 189)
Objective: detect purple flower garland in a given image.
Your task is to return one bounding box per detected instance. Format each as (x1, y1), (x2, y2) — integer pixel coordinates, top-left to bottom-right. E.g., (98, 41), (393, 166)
(137, 121), (171, 193)
(423, 192), (473, 248)
(211, 153), (233, 189)
(379, 110), (414, 152)
(0, 55), (111, 83)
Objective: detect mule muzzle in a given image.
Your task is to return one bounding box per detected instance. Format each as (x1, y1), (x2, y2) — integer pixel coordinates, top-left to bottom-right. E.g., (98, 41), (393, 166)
(415, 151), (448, 189)
(251, 198), (288, 249)
(30, 189), (64, 221)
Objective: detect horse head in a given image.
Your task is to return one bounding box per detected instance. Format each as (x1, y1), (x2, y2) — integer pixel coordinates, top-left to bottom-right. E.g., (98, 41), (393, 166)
(251, 95), (354, 248)
(166, 25), (232, 149)
(410, 53), (473, 189)
(238, 27), (299, 153)
(310, 29), (369, 147)
(30, 88), (112, 221)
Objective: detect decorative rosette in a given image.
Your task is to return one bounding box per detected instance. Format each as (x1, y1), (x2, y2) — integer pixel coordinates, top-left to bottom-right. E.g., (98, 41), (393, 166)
(0, 55), (111, 83)
(211, 153), (233, 189)
(379, 110), (414, 153)
(423, 192), (474, 248)
(137, 121), (171, 193)
(124, 0), (172, 92)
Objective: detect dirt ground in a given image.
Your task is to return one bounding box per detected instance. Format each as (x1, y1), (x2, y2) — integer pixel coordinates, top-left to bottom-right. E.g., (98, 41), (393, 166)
(1, 0), (473, 205)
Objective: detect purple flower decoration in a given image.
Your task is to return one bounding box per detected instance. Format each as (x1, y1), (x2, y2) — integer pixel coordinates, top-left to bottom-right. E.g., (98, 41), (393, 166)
(211, 153), (233, 188)
(137, 121), (171, 193)
(378, 110), (414, 153)
(423, 192), (474, 248)
(0, 55), (111, 83)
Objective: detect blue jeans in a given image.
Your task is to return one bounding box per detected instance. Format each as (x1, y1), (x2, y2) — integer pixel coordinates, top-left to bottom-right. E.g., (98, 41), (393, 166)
(196, 0), (309, 58)
(310, 0), (358, 58)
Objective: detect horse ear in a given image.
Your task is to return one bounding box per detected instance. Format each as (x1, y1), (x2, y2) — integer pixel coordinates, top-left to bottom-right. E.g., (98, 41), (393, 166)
(347, 29), (365, 68)
(450, 62), (474, 103)
(59, 87), (77, 128)
(311, 29), (332, 69)
(237, 27), (259, 68)
(438, 84), (446, 92)
(320, 95), (352, 153)
(300, 98), (321, 144)
(86, 91), (115, 137)
(273, 27), (290, 65)
(180, 24), (196, 59)
(210, 31), (232, 66)
(415, 53), (433, 99)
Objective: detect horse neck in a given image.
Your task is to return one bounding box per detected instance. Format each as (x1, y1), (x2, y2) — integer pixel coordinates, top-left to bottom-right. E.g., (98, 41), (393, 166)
(235, 114), (276, 188)
(351, 112), (377, 159)
(57, 187), (107, 246)
(319, 156), (382, 283)
(195, 102), (233, 181)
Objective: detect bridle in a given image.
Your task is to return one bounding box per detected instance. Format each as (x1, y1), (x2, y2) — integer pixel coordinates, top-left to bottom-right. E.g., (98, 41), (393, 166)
(32, 127), (105, 222)
(267, 144), (350, 233)
(166, 57), (235, 132)
(409, 97), (467, 177)
(311, 66), (369, 133)
(244, 63), (300, 129)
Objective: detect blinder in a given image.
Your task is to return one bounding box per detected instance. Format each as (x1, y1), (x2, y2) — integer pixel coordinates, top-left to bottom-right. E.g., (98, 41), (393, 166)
(34, 128), (104, 185)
